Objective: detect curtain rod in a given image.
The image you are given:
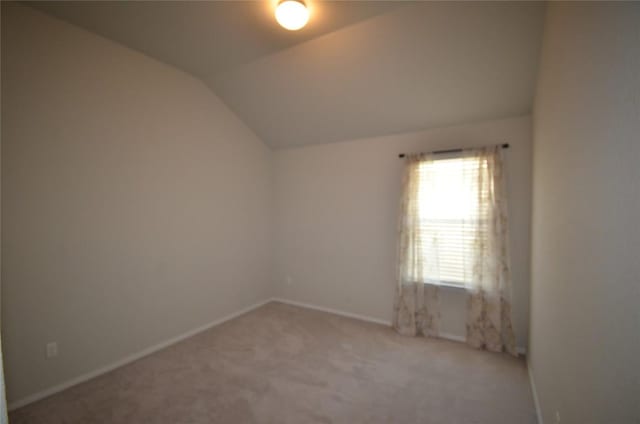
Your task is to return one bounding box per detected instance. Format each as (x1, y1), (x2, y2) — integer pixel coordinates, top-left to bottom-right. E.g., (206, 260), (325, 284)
(398, 143), (509, 158)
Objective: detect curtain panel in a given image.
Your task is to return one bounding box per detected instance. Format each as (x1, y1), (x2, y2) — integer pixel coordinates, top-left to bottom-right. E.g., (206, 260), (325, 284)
(465, 146), (517, 355)
(393, 153), (442, 338)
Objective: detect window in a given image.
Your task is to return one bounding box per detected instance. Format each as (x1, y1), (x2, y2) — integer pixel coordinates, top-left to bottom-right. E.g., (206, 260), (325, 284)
(405, 155), (489, 287)
(395, 146), (516, 352)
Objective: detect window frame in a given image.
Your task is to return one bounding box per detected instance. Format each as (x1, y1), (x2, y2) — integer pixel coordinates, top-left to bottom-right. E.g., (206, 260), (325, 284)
(408, 153), (487, 289)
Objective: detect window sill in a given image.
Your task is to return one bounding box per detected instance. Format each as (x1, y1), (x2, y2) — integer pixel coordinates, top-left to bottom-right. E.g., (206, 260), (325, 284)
(425, 281), (468, 290)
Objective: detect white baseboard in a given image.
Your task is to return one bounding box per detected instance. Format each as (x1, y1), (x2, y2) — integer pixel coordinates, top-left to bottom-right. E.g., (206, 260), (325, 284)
(528, 362), (543, 424)
(438, 332), (466, 343)
(270, 297), (392, 326)
(439, 332), (526, 355)
(271, 297), (527, 355)
(8, 298), (271, 411)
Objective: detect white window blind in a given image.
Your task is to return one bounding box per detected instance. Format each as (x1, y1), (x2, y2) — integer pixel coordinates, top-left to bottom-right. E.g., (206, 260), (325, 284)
(409, 155), (489, 286)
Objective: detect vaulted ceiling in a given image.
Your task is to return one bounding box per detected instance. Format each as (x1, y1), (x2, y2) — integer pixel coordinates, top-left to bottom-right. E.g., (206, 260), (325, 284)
(29, 1), (545, 149)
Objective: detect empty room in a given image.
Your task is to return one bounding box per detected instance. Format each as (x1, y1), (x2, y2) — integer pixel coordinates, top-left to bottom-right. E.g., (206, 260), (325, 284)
(1, 1), (638, 423)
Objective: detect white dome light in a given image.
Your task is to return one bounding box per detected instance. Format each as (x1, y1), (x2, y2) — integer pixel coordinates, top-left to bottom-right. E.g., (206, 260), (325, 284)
(275, 0), (309, 31)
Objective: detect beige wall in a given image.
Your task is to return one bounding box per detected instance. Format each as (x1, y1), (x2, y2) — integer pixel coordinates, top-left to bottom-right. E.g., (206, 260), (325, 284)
(273, 116), (532, 349)
(1, 4), (272, 404)
(0, 5), (7, 421)
(530, 3), (640, 423)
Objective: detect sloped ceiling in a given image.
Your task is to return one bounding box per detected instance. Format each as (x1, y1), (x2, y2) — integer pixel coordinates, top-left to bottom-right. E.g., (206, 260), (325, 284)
(29, 1), (545, 149)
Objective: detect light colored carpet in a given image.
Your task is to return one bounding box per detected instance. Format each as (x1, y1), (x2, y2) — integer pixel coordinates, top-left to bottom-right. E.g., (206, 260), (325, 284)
(10, 302), (537, 423)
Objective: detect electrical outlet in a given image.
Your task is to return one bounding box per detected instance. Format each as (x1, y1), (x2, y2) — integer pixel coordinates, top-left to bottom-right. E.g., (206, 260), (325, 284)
(555, 411), (561, 423)
(46, 342), (58, 359)
(285, 276), (292, 286)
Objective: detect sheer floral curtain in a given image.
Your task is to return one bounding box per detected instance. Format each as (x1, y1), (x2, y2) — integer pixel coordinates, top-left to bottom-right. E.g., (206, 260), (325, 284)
(465, 146), (517, 355)
(393, 153), (441, 338)
(393, 146), (516, 355)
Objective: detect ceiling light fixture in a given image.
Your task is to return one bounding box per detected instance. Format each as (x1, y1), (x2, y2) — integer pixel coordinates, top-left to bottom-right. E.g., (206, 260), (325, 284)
(275, 0), (309, 31)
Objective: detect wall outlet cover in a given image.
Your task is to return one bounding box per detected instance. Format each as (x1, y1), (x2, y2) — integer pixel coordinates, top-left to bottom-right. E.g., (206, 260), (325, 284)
(46, 342), (58, 359)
